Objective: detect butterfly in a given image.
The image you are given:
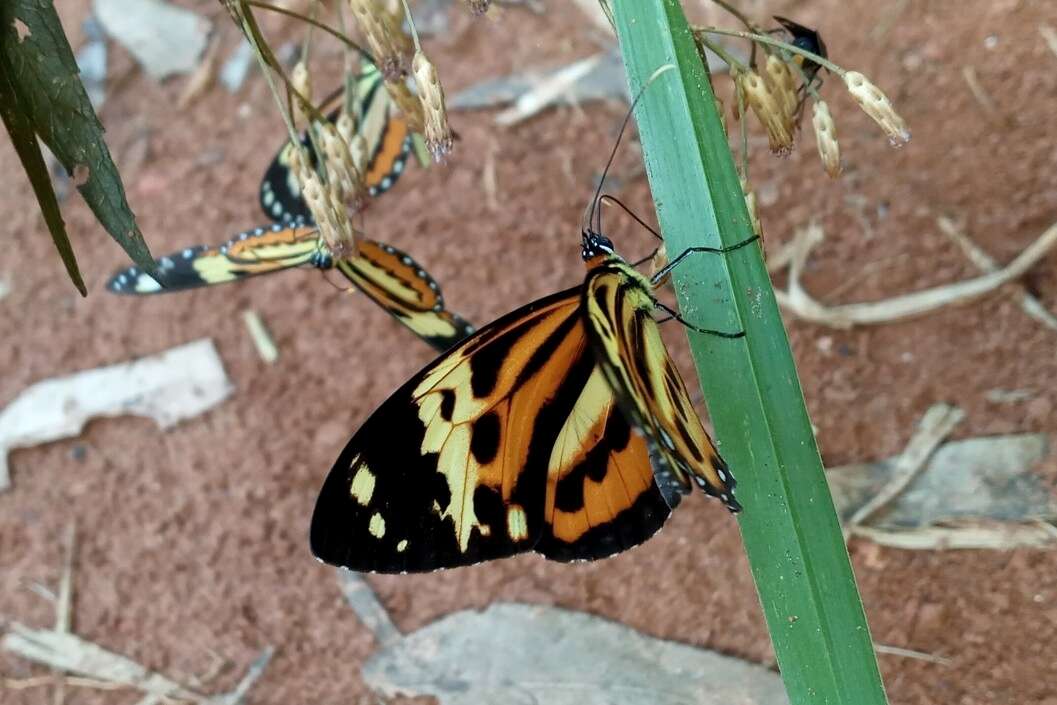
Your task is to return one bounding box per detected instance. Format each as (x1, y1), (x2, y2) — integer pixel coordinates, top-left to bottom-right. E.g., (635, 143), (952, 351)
(310, 229), (748, 573)
(259, 59), (413, 224)
(106, 221), (474, 352)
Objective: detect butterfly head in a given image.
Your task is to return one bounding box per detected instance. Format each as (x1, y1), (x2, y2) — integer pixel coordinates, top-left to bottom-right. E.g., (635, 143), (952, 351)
(581, 229), (615, 268)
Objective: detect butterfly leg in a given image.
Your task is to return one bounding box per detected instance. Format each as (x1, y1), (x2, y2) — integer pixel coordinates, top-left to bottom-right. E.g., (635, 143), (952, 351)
(654, 301), (745, 339)
(649, 234), (760, 286)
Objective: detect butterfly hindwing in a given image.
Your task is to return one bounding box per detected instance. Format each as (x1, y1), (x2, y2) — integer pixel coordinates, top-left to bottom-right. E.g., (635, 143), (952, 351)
(311, 288), (676, 572)
(581, 261), (740, 511)
(336, 241), (474, 352)
(106, 224), (323, 294)
(258, 61), (413, 224)
(535, 364), (677, 562)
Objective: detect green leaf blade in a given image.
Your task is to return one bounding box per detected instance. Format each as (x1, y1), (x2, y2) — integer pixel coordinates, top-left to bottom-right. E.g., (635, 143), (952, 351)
(1, 0), (155, 279)
(0, 54), (86, 295)
(610, 2), (888, 704)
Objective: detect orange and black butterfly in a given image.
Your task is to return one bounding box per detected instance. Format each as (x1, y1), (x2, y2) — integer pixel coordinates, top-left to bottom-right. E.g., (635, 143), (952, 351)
(107, 221), (474, 352)
(259, 59), (413, 224)
(310, 227), (752, 573)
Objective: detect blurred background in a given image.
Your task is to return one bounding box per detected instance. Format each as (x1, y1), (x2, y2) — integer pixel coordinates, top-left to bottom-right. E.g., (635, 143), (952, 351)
(1, 1), (1055, 703)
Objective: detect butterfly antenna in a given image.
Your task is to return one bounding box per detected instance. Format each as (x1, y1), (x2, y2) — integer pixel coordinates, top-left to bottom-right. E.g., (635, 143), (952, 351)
(583, 63), (676, 236)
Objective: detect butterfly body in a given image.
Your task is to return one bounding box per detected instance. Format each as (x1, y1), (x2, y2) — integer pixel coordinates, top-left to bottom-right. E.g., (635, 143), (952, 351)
(310, 231), (740, 573)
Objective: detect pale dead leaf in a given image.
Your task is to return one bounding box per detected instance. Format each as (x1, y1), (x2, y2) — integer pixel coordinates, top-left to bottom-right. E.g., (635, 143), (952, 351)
(93, 0), (211, 80)
(362, 601), (789, 704)
(0, 339), (233, 491)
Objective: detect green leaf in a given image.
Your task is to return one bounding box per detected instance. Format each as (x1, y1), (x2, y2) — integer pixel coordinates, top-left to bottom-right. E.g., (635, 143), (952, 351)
(609, 2), (889, 704)
(0, 52), (85, 295)
(0, 0), (155, 281)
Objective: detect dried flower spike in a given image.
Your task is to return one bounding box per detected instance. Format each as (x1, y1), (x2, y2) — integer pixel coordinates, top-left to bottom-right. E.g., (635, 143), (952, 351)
(764, 54), (798, 128)
(843, 71), (910, 145)
(811, 100), (842, 178)
(741, 178), (764, 243)
(462, 0), (491, 15)
(736, 68), (794, 155)
(349, 134), (369, 175)
(348, 0), (411, 80)
(291, 61), (313, 126)
(649, 243), (671, 287)
(336, 112), (357, 147)
(302, 172), (358, 261)
(385, 77), (425, 132)
(412, 50), (454, 162)
(321, 123), (368, 213)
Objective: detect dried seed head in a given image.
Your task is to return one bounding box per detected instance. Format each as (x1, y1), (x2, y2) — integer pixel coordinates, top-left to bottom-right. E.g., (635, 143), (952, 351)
(764, 54), (799, 127)
(336, 112), (357, 147)
(462, 0), (491, 15)
(288, 146), (312, 191)
(412, 50), (454, 162)
(736, 68), (794, 155)
(741, 178), (764, 242)
(348, 0), (411, 80)
(713, 95), (728, 134)
(321, 123), (368, 213)
(302, 172), (358, 261)
(385, 77), (425, 132)
(843, 71), (910, 145)
(811, 99), (842, 178)
(649, 244), (671, 287)
(349, 134), (369, 174)
(291, 61), (313, 126)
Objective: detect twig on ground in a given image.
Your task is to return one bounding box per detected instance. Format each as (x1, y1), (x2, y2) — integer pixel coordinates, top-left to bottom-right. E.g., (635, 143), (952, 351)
(773, 220), (1057, 328)
(52, 522), (76, 705)
(337, 571), (402, 649)
(1040, 25), (1057, 59)
(852, 520), (1057, 550)
(845, 404), (965, 536)
(874, 643), (951, 666)
(936, 216), (1057, 332)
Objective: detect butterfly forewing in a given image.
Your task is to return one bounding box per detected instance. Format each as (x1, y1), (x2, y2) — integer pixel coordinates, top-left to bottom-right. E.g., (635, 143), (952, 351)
(581, 261), (740, 511)
(311, 288), (677, 571)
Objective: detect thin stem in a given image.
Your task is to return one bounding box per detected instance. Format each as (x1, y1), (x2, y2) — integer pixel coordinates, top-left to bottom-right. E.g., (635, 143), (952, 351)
(709, 0), (759, 33)
(399, 0), (423, 53)
(245, 1), (369, 58)
(333, 0), (359, 116)
(736, 78), (749, 179)
(697, 34), (749, 73)
(237, 3), (301, 145)
(696, 26), (845, 76)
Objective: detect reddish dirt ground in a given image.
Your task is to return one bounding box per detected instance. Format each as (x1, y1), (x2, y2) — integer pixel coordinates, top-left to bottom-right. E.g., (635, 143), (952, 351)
(2, 1), (1056, 703)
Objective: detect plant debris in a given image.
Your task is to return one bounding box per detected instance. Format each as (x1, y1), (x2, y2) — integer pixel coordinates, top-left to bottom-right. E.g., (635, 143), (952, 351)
(93, 0), (211, 80)
(0, 338), (233, 492)
(219, 39), (254, 93)
(452, 47), (734, 125)
(336, 572), (788, 704)
(830, 416), (1056, 549)
(772, 219), (1057, 329)
(74, 15), (108, 109)
(2, 527), (272, 705)
(243, 310), (278, 364)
